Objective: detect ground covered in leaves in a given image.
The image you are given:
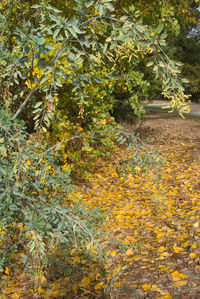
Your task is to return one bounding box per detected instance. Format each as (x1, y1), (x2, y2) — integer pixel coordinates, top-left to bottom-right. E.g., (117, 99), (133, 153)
(1, 114), (200, 298)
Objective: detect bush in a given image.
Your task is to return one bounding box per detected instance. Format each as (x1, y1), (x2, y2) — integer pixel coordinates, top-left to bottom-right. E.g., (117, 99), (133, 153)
(0, 109), (99, 279)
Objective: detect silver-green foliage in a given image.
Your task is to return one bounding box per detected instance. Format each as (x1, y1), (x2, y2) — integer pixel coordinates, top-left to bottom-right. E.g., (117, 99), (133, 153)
(0, 109), (97, 273)
(0, 0), (190, 130)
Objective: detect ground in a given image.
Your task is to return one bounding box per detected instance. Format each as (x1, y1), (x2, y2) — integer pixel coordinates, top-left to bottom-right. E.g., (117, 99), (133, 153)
(78, 113), (200, 298)
(1, 113), (200, 298)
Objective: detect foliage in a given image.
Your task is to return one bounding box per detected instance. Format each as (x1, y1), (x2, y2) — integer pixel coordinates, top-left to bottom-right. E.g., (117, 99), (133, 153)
(0, 0), (190, 128)
(0, 0), (198, 297)
(0, 109), (98, 277)
(172, 28), (200, 100)
(0, 0), (191, 182)
(0, 107), (161, 291)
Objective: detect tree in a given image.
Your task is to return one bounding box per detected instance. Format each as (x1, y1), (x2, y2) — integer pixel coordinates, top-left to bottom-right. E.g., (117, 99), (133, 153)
(0, 0), (193, 294)
(171, 2), (200, 100)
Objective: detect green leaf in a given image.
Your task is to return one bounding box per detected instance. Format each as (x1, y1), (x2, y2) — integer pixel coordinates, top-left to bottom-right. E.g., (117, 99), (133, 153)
(159, 61), (165, 68)
(73, 24), (85, 35)
(33, 107), (42, 114)
(181, 78), (189, 84)
(146, 61), (154, 67)
(136, 25), (145, 33)
(34, 102), (43, 109)
(53, 28), (61, 39)
(156, 24), (164, 34)
(86, 0), (94, 8)
(55, 78), (62, 87)
(0, 145), (7, 157)
(160, 32), (167, 39)
(153, 65), (158, 72)
(41, 76), (50, 85)
(55, 143), (62, 151)
(37, 58), (46, 68)
(105, 3), (114, 12)
(99, 5), (104, 16)
(68, 26), (78, 39)
(44, 114), (50, 126)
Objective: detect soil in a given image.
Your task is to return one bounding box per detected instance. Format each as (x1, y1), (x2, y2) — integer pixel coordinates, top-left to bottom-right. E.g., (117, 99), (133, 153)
(115, 113), (200, 299)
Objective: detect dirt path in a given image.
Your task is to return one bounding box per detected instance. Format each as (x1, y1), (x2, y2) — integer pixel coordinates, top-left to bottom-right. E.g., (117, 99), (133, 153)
(79, 115), (200, 298)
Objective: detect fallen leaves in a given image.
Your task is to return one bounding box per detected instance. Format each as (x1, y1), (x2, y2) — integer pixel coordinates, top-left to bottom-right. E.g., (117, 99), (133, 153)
(125, 249), (134, 256)
(170, 271), (188, 281)
(142, 283), (152, 291)
(194, 221), (199, 228)
(189, 252), (197, 259)
(1, 117), (200, 297)
(151, 284), (170, 296)
(173, 280), (187, 287)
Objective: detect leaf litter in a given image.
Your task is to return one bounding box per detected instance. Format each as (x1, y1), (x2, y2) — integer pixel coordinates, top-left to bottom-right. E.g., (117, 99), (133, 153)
(1, 115), (200, 298)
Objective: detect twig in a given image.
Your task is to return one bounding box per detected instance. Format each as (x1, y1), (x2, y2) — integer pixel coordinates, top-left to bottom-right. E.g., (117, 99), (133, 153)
(41, 129), (137, 155)
(0, 124), (13, 138)
(7, 189), (94, 240)
(53, 207), (94, 239)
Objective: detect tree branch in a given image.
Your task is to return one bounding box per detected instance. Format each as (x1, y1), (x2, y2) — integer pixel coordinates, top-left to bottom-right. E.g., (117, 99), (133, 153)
(12, 15), (138, 120)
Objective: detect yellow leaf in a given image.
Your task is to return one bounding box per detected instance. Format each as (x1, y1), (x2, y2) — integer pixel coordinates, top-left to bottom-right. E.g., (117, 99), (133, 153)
(51, 290), (59, 298)
(40, 274), (47, 284)
(151, 284), (162, 292)
(11, 294), (20, 299)
(194, 222), (199, 228)
(123, 239), (131, 245)
(151, 284), (170, 296)
(191, 243), (197, 249)
(5, 267), (9, 275)
(135, 165), (141, 172)
(142, 284), (152, 291)
(72, 284), (78, 291)
(126, 248), (134, 256)
(111, 250), (117, 256)
(160, 295), (172, 299)
(94, 281), (104, 290)
(171, 271), (188, 281)
(131, 283), (138, 288)
(182, 241), (190, 247)
(38, 287), (45, 294)
(173, 280), (187, 287)
(161, 252), (170, 257)
(81, 277), (91, 287)
(115, 279), (126, 288)
(173, 245), (183, 253)
(26, 159), (30, 166)
(189, 252), (197, 259)
(101, 119), (107, 125)
(74, 256), (81, 263)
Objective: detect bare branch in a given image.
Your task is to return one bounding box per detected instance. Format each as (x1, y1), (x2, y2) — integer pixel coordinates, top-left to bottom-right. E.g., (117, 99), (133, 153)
(41, 129), (138, 156)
